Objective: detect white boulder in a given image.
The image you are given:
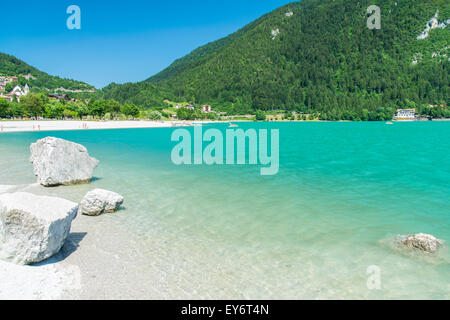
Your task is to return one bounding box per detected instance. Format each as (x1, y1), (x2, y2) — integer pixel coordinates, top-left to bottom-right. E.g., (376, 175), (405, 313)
(79, 189), (124, 216)
(399, 233), (443, 253)
(30, 137), (99, 187)
(0, 192), (78, 265)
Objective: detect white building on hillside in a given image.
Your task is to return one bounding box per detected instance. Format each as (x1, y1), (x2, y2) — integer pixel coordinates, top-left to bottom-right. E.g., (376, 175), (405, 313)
(10, 85), (24, 96)
(2, 84), (31, 102)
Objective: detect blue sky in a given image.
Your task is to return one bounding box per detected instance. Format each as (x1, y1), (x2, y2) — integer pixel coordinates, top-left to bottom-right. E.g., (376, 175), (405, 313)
(0, 0), (294, 88)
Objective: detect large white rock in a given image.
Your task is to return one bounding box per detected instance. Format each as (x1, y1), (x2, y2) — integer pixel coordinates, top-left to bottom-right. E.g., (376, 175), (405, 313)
(79, 189), (124, 216)
(0, 192), (78, 265)
(399, 233), (443, 253)
(30, 137), (99, 187)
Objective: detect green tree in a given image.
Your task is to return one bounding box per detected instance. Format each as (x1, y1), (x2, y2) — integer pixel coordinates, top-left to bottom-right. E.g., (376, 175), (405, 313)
(255, 110), (266, 121)
(121, 104), (140, 118)
(20, 94), (43, 118)
(147, 110), (162, 120)
(89, 101), (106, 117)
(0, 98), (9, 118)
(63, 109), (78, 119)
(103, 100), (121, 114)
(7, 102), (26, 118)
(44, 102), (65, 119)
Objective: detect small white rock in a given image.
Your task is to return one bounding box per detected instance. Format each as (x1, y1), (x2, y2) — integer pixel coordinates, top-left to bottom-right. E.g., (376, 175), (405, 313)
(79, 189), (124, 216)
(0, 192), (78, 265)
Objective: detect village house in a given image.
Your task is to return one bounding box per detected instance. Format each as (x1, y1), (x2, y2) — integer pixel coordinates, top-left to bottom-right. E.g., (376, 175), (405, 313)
(0, 84), (30, 102)
(49, 93), (69, 100)
(48, 93), (79, 102)
(202, 105), (212, 113)
(184, 104), (195, 110)
(13, 84), (30, 96)
(0, 76), (18, 87)
(394, 109), (416, 120)
(21, 74), (36, 80)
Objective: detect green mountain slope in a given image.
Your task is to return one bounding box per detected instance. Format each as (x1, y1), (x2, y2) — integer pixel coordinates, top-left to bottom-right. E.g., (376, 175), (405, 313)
(0, 52), (95, 92)
(102, 0), (449, 117)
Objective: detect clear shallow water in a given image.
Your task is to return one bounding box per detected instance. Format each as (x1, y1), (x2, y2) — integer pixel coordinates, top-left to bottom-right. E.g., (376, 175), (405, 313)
(0, 122), (449, 299)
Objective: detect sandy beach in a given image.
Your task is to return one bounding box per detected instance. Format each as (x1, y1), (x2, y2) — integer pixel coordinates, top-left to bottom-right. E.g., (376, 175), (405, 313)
(0, 120), (190, 133)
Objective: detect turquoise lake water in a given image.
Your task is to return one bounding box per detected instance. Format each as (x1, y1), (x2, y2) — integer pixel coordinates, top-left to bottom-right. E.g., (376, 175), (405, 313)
(0, 122), (449, 299)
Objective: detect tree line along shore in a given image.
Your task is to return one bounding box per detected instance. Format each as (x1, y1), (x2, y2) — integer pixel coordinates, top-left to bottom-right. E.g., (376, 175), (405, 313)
(1, 93), (449, 122)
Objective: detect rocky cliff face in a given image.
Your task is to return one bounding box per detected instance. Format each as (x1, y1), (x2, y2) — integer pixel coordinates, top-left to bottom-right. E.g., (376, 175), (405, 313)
(417, 10), (449, 40)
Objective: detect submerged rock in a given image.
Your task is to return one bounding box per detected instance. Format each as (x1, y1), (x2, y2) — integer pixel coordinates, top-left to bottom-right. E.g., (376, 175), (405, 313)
(30, 137), (99, 187)
(0, 192), (78, 265)
(79, 189), (124, 216)
(398, 233), (443, 253)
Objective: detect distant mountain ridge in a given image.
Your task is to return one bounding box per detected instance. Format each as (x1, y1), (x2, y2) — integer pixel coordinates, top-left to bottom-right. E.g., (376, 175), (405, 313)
(0, 52), (95, 92)
(101, 0), (449, 118)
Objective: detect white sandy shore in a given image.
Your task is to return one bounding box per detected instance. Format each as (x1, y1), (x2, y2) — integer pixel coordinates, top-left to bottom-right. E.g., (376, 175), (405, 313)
(0, 120), (192, 133)
(0, 258), (81, 300)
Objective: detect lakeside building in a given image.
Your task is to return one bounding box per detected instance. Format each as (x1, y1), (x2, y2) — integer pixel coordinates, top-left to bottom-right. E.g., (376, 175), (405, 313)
(394, 109), (416, 120)
(202, 105), (212, 113)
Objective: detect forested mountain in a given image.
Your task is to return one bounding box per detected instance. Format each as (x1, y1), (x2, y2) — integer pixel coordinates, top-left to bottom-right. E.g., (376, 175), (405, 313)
(101, 0), (449, 119)
(0, 52), (95, 92)
(98, 82), (174, 109)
